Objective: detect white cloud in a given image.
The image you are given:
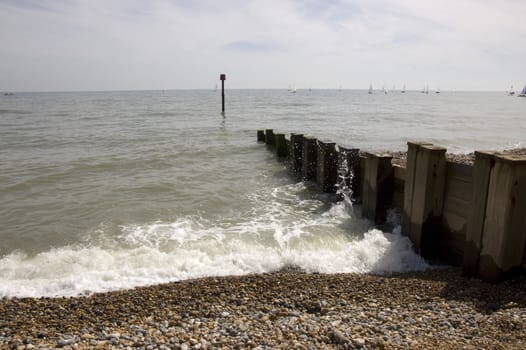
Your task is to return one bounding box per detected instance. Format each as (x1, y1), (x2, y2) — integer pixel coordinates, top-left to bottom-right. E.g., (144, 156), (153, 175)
(0, 0), (525, 91)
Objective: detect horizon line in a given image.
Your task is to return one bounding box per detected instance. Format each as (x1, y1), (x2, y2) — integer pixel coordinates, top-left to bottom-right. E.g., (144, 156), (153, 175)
(1, 88), (512, 94)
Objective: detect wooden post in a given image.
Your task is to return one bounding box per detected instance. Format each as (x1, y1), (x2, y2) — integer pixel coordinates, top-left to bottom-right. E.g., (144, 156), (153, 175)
(290, 133), (304, 178)
(265, 129), (275, 146)
(463, 151), (494, 277)
(402, 143), (447, 258)
(220, 74), (226, 113)
(338, 146), (360, 200)
(361, 153), (394, 224)
(317, 141), (338, 193)
(275, 133), (288, 158)
(402, 142), (433, 233)
(257, 130), (265, 142)
(477, 153), (526, 281)
(302, 137), (317, 181)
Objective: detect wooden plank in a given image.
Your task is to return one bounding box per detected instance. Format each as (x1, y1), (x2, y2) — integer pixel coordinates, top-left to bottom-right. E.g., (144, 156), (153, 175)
(392, 189), (404, 212)
(445, 176), (473, 202)
(479, 155), (526, 281)
(409, 144), (447, 257)
(463, 151), (494, 276)
(393, 165), (406, 182)
(442, 210), (468, 232)
(443, 196), (470, 219)
(446, 162), (473, 181)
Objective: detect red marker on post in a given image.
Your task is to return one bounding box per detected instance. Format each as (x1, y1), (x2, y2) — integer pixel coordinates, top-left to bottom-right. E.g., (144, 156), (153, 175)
(220, 74), (226, 114)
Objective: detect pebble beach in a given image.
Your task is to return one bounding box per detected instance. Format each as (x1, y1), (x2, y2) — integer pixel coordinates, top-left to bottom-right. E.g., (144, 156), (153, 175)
(1, 267), (525, 349)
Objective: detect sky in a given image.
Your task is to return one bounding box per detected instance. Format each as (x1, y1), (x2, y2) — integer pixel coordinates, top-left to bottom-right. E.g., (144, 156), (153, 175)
(0, 0), (525, 92)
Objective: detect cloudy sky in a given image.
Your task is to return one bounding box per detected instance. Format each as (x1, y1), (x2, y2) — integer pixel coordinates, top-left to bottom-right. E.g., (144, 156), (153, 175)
(1, 0), (525, 92)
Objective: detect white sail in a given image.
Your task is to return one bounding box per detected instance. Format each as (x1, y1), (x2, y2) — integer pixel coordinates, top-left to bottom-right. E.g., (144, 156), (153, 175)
(368, 84), (373, 94)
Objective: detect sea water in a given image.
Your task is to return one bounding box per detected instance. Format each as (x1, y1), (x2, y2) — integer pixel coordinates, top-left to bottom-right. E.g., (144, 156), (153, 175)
(1, 89), (525, 297)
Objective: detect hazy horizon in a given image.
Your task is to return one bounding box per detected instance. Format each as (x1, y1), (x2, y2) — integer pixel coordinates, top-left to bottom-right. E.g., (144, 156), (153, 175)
(0, 87), (518, 94)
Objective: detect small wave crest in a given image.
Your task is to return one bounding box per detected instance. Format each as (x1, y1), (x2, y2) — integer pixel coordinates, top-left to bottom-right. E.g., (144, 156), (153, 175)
(0, 203), (429, 298)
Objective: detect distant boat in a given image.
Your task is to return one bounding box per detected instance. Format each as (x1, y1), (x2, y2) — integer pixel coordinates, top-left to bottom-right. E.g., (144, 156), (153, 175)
(401, 84), (406, 93)
(291, 84), (297, 93)
(382, 85), (388, 94)
(422, 84), (429, 94)
(508, 85), (515, 96)
(368, 84), (373, 94)
(435, 88), (441, 94)
(519, 85), (526, 97)
(3, 92), (14, 96)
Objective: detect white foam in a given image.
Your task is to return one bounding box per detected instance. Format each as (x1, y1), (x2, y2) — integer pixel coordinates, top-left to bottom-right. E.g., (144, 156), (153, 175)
(0, 229), (428, 298)
(0, 185), (430, 298)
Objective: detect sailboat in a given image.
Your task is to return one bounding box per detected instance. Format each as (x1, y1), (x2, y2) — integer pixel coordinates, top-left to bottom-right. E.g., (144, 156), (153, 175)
(291, 84), (297, 93)
(435, 87), (441, 94)
(423, 84), (429, 94)
(518, 85), (526, 97)
(508, 85), (515, 96)
(368, 84), (373, 94)
(401, 84), (406, 93)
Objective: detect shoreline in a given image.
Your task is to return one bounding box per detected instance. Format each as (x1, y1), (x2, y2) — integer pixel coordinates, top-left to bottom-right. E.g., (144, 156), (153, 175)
(1, 268), (525, 349)
(384, 147), (526, 167)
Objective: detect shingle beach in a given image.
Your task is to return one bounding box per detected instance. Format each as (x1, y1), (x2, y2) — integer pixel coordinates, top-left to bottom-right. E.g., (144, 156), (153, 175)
(1, 267), (525, 349)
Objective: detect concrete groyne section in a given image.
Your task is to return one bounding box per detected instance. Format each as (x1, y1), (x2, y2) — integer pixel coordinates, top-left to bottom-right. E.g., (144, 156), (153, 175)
(257, 129), (526, 282)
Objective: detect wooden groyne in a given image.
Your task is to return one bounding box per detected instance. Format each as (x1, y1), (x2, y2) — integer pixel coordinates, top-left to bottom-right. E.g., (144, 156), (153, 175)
(257, 129), (526, 282)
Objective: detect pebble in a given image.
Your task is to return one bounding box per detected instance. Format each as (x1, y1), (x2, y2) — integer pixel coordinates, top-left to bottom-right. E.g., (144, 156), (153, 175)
(388, 147), (526, 167)
(1, 268), (525, 349)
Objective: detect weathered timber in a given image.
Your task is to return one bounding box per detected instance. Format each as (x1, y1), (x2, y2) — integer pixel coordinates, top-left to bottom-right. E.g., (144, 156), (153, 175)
(362, 153), (394, 224)
(257, 129), (526, 282)
(265, 129), (275, 146)
(477, 153), (526, 281)
(275, 133), (288, 158)
(337, 146), (361, 200)
(290, 134), (304, 178)
(402, 143), (447, 259)
(257, 130), (265, 142)
(302, 137), (318, 181)
(317, 141), (338, 193)
(463, 151), (494, 277)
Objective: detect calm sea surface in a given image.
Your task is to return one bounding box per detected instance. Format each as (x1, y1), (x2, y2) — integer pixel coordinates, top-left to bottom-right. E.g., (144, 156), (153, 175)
(1, 89), (525, 297)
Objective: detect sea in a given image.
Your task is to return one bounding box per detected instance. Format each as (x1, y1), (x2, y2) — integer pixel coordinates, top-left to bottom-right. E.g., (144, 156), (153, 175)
(1, 89), (525, 298)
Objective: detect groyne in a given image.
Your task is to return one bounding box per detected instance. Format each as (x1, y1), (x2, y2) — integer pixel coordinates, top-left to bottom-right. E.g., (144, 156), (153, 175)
(258, 129), (526, 282)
